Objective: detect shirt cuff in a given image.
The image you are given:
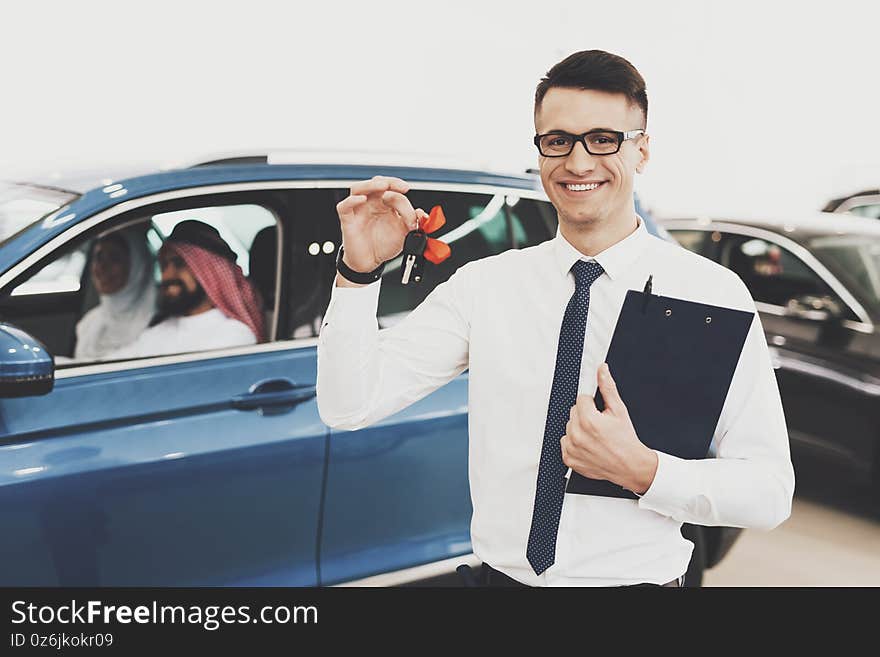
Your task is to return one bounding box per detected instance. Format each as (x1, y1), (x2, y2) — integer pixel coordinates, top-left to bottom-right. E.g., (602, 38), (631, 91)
(636, 450), (696, 517)
(321, 278), (382, 333)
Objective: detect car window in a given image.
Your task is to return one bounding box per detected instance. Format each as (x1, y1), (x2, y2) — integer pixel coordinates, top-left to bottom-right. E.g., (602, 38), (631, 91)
(284, 189), (345, 340)
(506, 196), (557, 249)
(151, 204), (274, 276)
(0, 182), (78, 246)
(668, 229), (714, 258)
(148, 203), (279, 344)
(0, 199), (281, 364)
(0, 223), (158, 358)
(718, 233), (849, 313)
(1, 184), (82, 295)
(377, 190), (555, 324)
(277, 188), (556, 338)
(809, 235), (880, 312)
(11, 247), (88, 296)
(845, 202), (880, 220)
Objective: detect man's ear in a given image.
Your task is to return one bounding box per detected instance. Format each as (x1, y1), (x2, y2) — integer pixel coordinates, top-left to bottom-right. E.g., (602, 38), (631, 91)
(636, 134), (650, 174)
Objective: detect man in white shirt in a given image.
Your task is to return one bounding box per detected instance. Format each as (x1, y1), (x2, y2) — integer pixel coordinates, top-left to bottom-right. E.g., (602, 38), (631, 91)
(316, 50), (794, 586)
(106, 220), (265, 360)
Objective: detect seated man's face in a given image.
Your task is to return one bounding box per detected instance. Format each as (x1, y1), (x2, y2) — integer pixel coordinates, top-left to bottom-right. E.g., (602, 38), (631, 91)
(157, 245), (208, 316)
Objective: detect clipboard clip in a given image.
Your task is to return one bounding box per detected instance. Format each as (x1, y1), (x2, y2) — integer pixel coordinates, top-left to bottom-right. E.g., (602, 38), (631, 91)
(642, 274), (654, 313)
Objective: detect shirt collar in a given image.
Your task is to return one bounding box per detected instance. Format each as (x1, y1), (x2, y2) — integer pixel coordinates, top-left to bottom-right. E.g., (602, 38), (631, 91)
(552, 214), (651, 282)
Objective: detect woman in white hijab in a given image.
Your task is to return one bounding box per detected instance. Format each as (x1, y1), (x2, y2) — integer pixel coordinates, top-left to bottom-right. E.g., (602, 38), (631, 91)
(74, 226), (157, 360)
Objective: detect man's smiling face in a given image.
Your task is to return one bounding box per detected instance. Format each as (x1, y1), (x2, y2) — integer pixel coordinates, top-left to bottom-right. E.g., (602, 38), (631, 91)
(157, 244), (207, 316)
(535, 87), (649, 231)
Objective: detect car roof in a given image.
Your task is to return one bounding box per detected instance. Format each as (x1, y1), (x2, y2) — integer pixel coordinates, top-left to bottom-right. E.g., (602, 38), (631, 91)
(659, 211), (880, 245)
(1, 162), (545, 272)
(24, 162), (543, 197)
(823, 188), (880, 212)
(50, 162), (544, 220)
(24, 151), (537, 196)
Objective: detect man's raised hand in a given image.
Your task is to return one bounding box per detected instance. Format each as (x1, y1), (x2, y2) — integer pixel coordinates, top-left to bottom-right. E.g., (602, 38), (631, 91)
(335, 176), (428, 274)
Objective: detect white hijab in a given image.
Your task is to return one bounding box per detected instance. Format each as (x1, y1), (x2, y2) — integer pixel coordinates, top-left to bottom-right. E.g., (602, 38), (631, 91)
(74, 227), (157, 360)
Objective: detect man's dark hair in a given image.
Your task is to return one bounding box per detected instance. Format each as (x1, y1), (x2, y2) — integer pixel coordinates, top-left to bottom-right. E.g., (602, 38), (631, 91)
(535, 50), (648, 127)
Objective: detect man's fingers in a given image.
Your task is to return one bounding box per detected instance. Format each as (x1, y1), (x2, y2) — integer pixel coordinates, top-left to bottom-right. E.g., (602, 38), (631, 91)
(575, 393), (598, 417)
(597, 363), (627, 416)
(574, 394), (601, 432)
(380, 176), (410, 194)
(349, 178), (384, 197)
(336, 194), (367, 220)
(350, 176), (410, 197)
(381, 190), (418, 229)
(560, 434), (571, 465)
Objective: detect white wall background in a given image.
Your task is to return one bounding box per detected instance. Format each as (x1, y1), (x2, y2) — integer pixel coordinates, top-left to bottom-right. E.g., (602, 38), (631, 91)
(2, 0), (878, 219)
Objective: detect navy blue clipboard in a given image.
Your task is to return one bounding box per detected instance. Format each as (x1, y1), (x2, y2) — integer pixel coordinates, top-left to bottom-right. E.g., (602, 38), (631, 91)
(565, 288), (755, 500)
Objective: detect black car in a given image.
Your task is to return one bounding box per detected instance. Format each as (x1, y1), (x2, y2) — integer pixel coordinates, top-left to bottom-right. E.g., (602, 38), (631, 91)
(661, 213), (880, 495)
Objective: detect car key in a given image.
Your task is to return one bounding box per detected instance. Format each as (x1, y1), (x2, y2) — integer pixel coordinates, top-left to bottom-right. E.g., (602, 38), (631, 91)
(401, 229), (428, 285)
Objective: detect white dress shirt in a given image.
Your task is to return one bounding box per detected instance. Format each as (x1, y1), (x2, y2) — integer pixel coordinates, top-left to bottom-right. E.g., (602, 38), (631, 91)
(104, 308), (256, 360)
(316, 217), (795, 586)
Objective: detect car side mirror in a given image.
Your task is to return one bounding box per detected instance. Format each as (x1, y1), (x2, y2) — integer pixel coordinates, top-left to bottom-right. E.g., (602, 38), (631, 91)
(784, 294), (844, 322)
(0, 323), (54, 398)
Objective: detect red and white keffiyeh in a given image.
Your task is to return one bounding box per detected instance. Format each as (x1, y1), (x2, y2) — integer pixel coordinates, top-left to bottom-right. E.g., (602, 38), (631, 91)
(166, 241), (265, 343)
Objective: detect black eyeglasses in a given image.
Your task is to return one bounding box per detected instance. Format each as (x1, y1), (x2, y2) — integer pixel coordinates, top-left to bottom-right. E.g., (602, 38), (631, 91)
(533, 129), (645, 157)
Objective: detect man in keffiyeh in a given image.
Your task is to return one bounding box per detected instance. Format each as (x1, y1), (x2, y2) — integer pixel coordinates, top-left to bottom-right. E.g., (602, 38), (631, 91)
(105, 220), (265, 360)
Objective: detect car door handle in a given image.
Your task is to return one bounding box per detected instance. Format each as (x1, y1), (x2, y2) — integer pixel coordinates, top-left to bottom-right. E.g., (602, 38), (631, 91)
(231, 380), (316, 410)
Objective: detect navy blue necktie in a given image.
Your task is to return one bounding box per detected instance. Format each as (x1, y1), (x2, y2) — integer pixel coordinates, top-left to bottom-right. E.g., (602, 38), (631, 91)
(527, 259), (604, 576)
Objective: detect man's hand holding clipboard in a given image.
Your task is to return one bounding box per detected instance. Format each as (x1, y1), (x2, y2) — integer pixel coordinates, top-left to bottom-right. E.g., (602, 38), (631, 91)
(561, 362), (659, 496)
(562, 282), (755, 500)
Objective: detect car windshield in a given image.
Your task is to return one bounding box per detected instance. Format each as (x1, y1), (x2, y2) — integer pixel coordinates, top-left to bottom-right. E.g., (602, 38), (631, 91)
(846, 203), (880, 220)
(0, 182), (79, 248)
(809, 234), (880, 312)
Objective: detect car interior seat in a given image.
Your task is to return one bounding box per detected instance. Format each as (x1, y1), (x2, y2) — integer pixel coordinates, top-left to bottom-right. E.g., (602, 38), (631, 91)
(287, 235), (336, 339)
(248, 226), (278, 339)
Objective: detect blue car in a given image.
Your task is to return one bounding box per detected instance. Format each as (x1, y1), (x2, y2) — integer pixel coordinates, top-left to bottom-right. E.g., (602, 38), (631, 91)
(0, 154), (738, 586)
